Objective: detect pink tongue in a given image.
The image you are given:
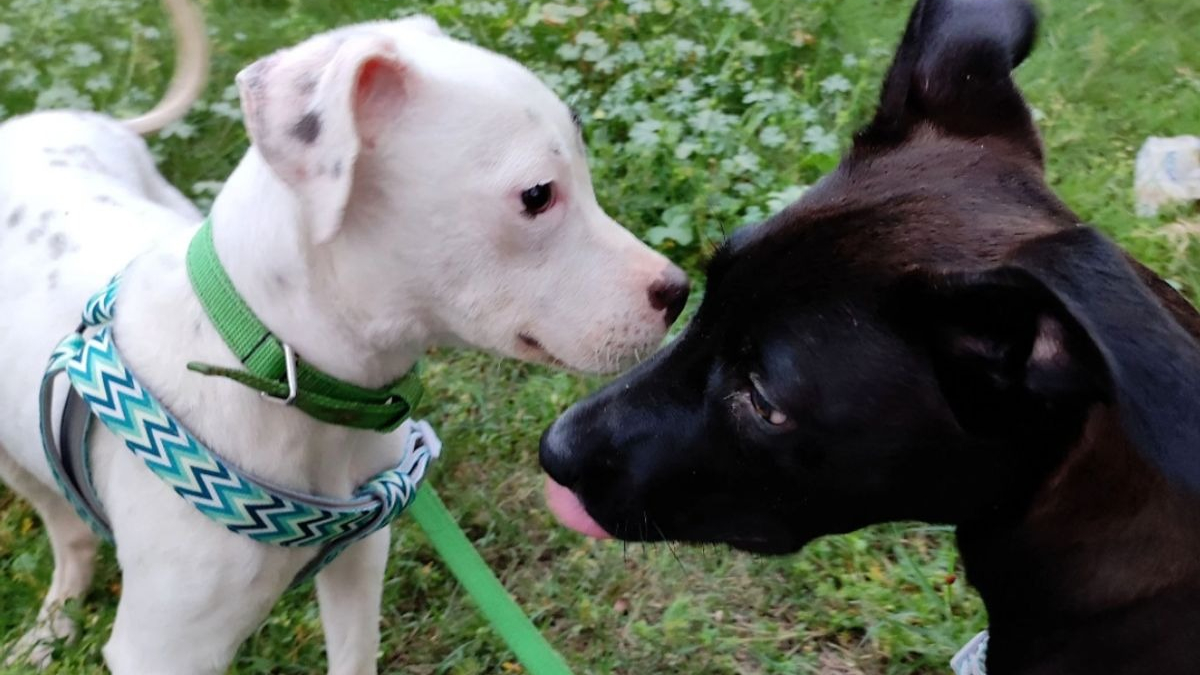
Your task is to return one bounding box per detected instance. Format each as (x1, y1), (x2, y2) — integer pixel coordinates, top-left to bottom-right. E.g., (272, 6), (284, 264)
(544, 477), (611, 539)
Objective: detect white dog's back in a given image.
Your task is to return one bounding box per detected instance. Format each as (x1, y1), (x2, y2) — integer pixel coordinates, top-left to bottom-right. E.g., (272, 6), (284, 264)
(0, 111), (199, 485)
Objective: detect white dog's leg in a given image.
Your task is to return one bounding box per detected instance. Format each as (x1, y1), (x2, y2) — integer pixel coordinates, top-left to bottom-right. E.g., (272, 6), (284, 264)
(316, 529), (390, 675)
(102, 532), (289, 675)
(3, 479), (99, 670)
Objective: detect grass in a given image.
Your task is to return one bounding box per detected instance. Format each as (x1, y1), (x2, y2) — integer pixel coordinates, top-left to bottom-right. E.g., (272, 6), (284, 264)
(1, 0), (1198, 672)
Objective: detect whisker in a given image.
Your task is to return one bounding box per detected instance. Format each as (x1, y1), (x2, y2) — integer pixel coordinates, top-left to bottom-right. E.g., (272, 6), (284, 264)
(652, 520), (686, 571)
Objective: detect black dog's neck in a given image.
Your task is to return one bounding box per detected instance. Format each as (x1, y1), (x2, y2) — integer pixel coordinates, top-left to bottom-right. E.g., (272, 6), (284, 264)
(957, 411), (1200, 675)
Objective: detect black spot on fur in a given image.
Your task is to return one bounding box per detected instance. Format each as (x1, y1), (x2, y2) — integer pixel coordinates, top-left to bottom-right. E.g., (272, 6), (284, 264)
(291, 112), (322, 144)
(48, 232), (69, 260)
(296, 74), (318, 95)
(95, 195), (118, 205)
(6, 205), (23, 228)
(331, 160), (343, 178)
(28, 211), (53, 243)
(47, 270), (59, 290)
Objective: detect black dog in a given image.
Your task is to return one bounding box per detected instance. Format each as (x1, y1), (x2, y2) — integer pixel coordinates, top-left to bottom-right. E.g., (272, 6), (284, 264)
(539, 0), (1200, 672)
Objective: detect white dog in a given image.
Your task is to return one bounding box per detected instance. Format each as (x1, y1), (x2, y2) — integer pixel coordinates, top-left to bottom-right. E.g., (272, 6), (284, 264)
(0, 0), (689, 671)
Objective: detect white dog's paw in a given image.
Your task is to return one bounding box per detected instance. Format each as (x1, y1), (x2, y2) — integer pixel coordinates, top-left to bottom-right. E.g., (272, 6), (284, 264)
(6, 615), (78, 670)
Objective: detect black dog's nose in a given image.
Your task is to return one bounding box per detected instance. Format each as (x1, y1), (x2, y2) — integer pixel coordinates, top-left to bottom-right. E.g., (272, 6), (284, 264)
(539, 420), (582, 488)
(648, 267), (690, 326)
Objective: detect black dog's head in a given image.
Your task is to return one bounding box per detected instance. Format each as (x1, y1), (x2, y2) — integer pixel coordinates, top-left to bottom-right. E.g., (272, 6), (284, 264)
(539, 0), (1200, 554)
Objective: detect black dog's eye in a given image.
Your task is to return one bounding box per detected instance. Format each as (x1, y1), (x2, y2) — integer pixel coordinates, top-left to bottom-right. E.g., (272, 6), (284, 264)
(521, 182), (555, 216)
(748, 374), (790, 427)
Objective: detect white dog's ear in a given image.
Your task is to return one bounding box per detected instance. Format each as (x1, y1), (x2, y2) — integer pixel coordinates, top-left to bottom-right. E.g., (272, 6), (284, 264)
(399, 14), (444, 38)
(236, 31), (413, 244)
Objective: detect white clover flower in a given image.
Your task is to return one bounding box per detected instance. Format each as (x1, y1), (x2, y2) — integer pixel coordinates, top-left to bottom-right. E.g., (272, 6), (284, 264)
(742, 206), (766, 224)
(616, 42), (645, 64)
(9, 64), (39, 91)
(540, 3), (588, 25)
(628, 119), (663, 148)
(730, 149), (761, 173)
(462, 1), (507, 17)
(820, 74), (853, 95)
(582, 42), (609, 63)
(758, 126), (787, 148)
(36, 81), (92, 110)
(67, 43), (102, 67)
(689, 108), (736, 134)
(674, 38), (707, 58)
(160, 120), (196, 139)
(767, 185), (809, 212)
(192, 180), (225, 196)
(556, 43), (582, 61)
(675, 140), (701, 160)
(803, 126), (839, 154)
(209, 101), (243, 121)
(85, 73), (114, 92)
(743, 89), (773, 104)
(721, 0), (753, 14)
(501, 27), (533, 48)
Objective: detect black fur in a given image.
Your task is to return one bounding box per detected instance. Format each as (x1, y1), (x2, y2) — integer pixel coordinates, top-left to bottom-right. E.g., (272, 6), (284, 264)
(290, 111), (322, 145)
(540, 1), (1200, 672)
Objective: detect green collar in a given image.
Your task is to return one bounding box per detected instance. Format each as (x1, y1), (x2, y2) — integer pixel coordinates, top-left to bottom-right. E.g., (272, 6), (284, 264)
(184, 219), (422, 432)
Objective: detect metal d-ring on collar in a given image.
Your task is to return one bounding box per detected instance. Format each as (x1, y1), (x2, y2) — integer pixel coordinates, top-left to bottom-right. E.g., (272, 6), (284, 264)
(260, 342), (299, 406)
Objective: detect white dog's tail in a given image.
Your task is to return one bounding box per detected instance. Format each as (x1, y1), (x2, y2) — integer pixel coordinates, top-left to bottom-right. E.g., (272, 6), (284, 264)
(123, 0), (209, 135)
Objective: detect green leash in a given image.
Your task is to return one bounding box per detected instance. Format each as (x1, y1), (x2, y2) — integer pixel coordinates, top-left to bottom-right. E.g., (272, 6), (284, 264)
(409, 489), (574, 675)
(185, 218), (575, 674)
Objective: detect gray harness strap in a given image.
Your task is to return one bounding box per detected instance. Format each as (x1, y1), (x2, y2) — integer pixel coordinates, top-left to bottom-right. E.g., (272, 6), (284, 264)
(60, 391), (108, 528)
(39, 373), (113, 539)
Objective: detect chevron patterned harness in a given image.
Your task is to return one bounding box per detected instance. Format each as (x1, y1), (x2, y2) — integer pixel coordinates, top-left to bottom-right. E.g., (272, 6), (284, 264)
(37, 218), (577, 675)
(38, 266), (439, 583)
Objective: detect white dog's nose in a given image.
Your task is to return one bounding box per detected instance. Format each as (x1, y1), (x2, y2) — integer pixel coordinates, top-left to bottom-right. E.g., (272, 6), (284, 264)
(648, 266), (690, 326)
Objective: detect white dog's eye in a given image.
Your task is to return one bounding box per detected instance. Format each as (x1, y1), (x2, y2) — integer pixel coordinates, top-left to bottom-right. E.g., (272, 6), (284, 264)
(521, 182), (555, 216)
(747, 374), (790, 427)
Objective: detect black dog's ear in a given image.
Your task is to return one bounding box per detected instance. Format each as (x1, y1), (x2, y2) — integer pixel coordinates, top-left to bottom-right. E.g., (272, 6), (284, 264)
(859, 0), (1041, 161)
(890, 226), (1200, 494)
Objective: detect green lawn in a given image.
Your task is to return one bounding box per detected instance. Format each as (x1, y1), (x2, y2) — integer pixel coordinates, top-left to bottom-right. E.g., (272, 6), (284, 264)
(1, 0), (1198, 673)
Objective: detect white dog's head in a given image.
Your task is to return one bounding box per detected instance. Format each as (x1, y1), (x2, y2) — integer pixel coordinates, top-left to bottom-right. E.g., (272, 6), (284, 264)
(234, 16), (688, 373)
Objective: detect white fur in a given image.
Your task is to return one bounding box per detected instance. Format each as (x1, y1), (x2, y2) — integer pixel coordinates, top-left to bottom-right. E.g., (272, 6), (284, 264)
(0, 15), (683, 674)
